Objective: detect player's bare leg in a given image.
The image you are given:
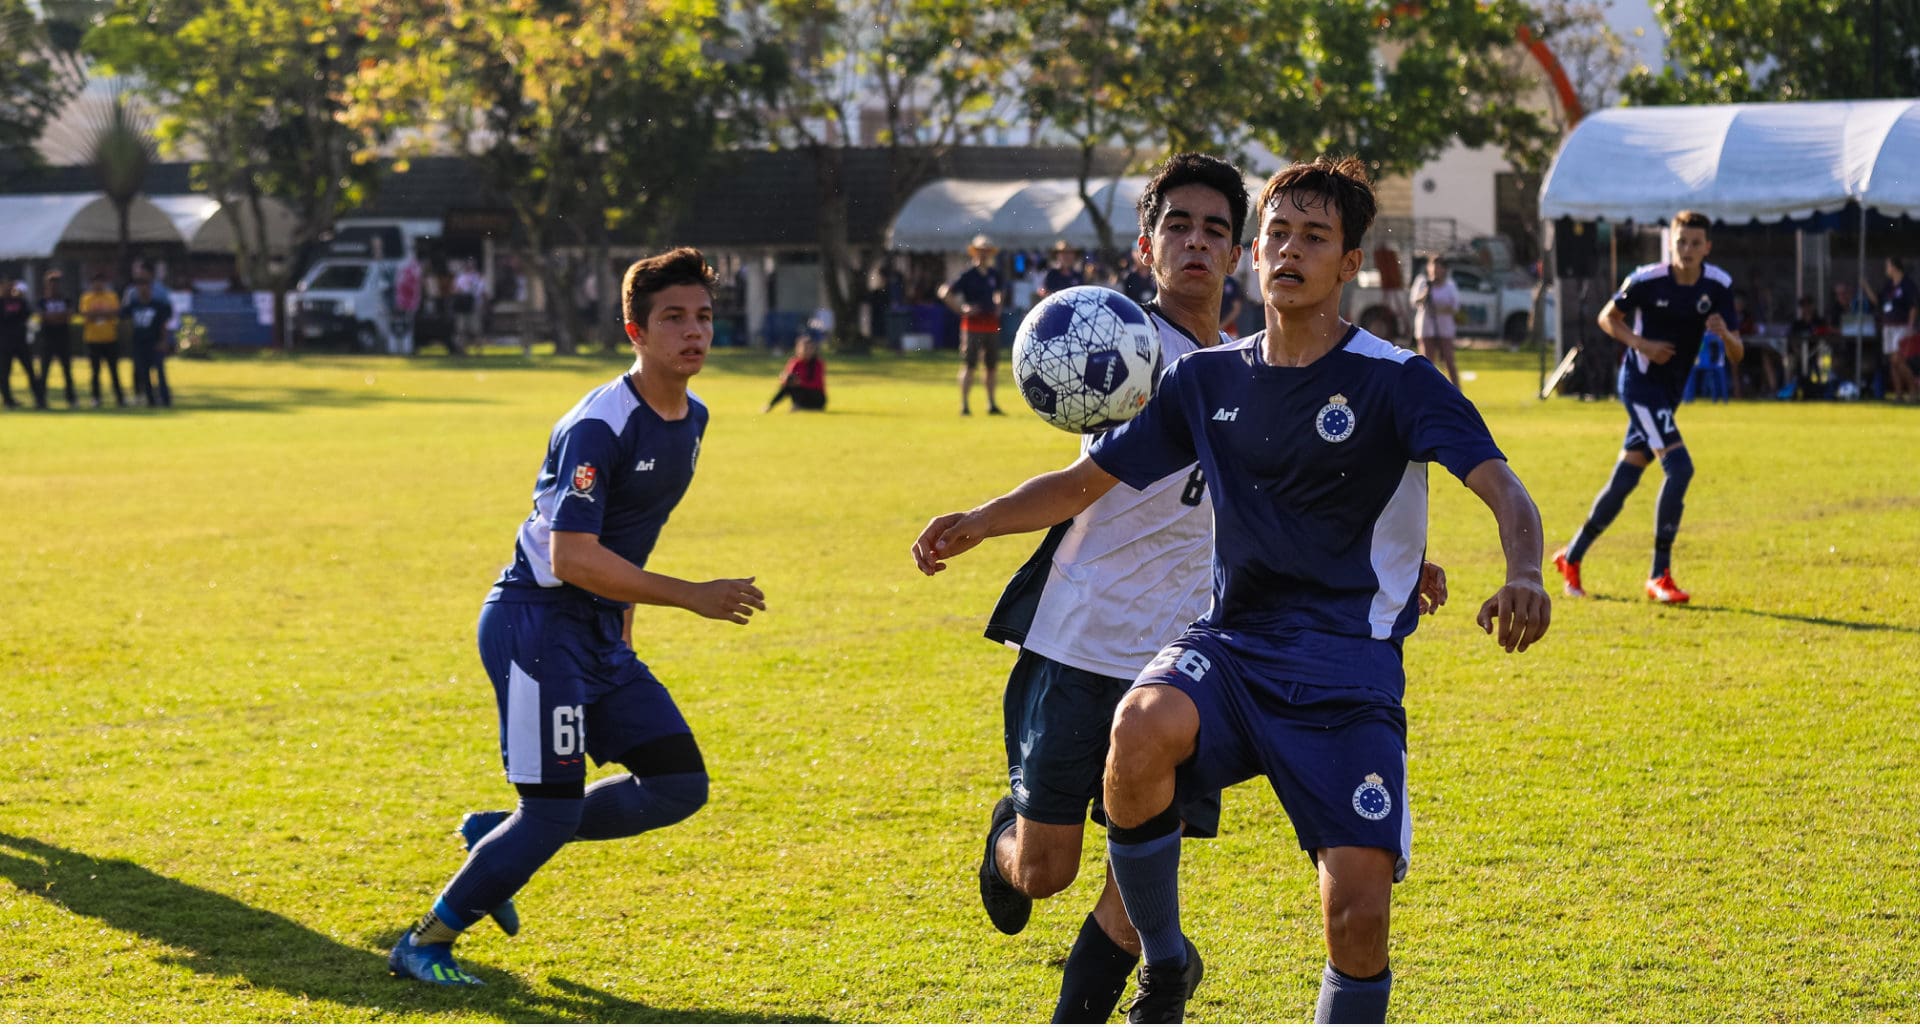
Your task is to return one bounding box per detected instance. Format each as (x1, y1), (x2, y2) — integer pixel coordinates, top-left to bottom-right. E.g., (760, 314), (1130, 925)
(1104, 685), (1203, 1022)
(1313, 846), (1396, 1023)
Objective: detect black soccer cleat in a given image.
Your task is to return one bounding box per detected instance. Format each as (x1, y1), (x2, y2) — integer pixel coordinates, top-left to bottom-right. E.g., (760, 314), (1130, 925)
(978, 796), (1031, 935)
(1122, 938), (1204, 1024)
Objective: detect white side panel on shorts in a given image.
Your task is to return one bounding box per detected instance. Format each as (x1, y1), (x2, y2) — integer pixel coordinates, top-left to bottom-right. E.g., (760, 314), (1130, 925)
(505, 661), (543, 783)
(1395, 747), (1413, 882)
(1366, 462), (1428, 640)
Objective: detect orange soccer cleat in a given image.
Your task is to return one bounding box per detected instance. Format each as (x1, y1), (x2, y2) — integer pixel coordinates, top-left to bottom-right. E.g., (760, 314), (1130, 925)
(1645, 571), (1691, 604)
(1552, 548), (1586, 598)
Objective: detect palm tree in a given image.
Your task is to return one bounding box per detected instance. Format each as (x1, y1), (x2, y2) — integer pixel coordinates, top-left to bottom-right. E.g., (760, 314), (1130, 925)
(84, 81), (155, 285)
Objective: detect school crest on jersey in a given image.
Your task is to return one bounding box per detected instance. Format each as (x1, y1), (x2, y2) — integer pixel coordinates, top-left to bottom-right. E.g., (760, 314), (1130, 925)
(1351, 772), (1392, 821)
(568, 462), (598, 501)
(1315, 393), (1356, 443)
(1695, 294), (1712, 315)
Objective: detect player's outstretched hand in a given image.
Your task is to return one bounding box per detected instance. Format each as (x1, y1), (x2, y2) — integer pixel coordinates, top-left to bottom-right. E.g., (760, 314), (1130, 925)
(689, 576), (764, 624)
(1475, 579), (1551, 653)
(912, 511), (984, 575)
(1417, 560), (1448, 615)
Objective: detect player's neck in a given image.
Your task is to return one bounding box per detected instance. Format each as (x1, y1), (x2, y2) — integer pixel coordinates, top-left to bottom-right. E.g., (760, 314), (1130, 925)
(1154, 288), (1221, 344)
(1669, 261), (1703, 286)
(1259, 298), (1347, 367)
(627, 362), (691, 419)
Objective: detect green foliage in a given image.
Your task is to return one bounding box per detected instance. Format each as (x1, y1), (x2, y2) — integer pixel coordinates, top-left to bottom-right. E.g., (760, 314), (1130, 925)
(1, 351), (1918, 1021)
(0, 0), (86, 162)
(1625, 0), (1920, 102)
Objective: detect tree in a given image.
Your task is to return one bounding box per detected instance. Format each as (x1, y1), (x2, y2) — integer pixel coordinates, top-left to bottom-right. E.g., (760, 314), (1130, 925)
(86, 0), (379, 320)
(735, 0), (1021, 350)
(0, 0), (87, 164)
(1530, 0), (1635, 122)
(1624, 0), (1920, 103)
(345, 0), (743, 353)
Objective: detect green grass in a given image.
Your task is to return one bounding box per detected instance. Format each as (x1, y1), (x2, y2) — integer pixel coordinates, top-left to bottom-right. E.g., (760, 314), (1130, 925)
(2, 346), (1916, 1022)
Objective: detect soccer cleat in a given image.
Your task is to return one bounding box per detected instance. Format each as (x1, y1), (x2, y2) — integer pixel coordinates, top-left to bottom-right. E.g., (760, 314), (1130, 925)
(978, 796), (1031, 935)
(1645, 572), (1690, 604)
(1122, 938), (1204, 1024)
(458, 811), (522, 936)
(388, 931), (484, 986)
(1552, 548), (1586, 598)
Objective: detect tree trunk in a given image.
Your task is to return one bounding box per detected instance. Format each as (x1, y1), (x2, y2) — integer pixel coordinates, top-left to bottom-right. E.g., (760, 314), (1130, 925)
(812, 144), (866, 354)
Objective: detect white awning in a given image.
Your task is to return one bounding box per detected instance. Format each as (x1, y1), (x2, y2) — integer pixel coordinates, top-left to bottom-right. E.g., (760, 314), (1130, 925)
(0, 193), (183, 260)
(149, 194), (299, 254)
(1540, 99), (1920, 223)
(888, 174), (1266, 252)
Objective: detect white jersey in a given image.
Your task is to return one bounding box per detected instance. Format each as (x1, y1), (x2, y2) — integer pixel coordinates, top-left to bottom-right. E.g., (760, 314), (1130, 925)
(985, 309), (1221, 680)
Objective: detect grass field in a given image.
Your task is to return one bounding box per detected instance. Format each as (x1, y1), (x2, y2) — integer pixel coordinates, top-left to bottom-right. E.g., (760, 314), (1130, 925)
(1, 345), (1916, 1023)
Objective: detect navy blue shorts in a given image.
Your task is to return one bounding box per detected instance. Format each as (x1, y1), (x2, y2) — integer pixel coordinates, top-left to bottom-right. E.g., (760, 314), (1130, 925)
(1004, 648), (1221, 837)
(477, 598), (691, 785)
(1619, 368), (1683, 453)
(1136, 628), (1410, 879)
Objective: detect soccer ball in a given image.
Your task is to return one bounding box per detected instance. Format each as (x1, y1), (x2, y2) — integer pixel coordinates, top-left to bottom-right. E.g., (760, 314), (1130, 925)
(1012, 286), (1161, 433)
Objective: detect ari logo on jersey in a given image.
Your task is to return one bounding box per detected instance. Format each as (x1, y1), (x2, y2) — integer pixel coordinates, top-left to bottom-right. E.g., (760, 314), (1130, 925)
(1351, 772), (1392, 821)
(1315, 393), (1355, 443)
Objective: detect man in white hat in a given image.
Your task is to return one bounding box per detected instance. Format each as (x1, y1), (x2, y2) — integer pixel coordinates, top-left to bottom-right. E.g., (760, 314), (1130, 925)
(939, 233), (1006, 416)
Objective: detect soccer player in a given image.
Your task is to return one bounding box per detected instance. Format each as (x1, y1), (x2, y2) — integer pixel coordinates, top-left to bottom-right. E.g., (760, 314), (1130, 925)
(914, 155), (1550, 1024)
(388, 247), (766, 986)
(940, 234), (1007, 416)
(1552, 211), (1742, 604)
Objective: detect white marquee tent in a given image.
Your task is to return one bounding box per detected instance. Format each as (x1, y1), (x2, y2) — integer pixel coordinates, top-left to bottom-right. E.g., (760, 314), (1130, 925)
(0, 192), (297, 261)
(1539, 98), (1920, 224)
(888, 174), (1267, 253)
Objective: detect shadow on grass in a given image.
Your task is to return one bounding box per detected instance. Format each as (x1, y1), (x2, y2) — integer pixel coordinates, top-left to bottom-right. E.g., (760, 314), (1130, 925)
(0, 832), (819, 1023)
(1589, 594), (1920, 634)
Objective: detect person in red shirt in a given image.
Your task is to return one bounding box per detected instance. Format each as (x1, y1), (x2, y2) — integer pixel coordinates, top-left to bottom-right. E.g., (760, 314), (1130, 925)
(765, 330), (827, 411)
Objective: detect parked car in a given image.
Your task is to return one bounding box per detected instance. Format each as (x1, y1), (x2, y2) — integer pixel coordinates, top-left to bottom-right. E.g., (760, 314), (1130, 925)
(1346, 255), (1552, 344)
(289, 258), (400, 352)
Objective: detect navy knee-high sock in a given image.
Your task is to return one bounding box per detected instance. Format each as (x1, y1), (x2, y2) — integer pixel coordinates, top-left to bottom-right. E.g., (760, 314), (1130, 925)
(1106, 806), (1185, 967)
(574, 771), (708, 840)
(434, 795), (581, 931)
(1314, 962), (1392, 1024)
(1568, 457), (1646, 563)
(1652, 447), (1693, 577)
(1053, 913), (1139, 1023)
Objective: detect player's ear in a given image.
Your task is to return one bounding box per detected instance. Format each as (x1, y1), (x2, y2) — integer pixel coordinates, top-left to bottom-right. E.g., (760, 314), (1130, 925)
(625, 320), (643, 345)
(1137, 235), (1152, 264)
(1339, 247), (1364, 283)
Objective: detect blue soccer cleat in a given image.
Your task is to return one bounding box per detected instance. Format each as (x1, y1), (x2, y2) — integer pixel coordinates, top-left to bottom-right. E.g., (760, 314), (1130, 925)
(458, 810), (522, 936)
(388, 931), (484, 986)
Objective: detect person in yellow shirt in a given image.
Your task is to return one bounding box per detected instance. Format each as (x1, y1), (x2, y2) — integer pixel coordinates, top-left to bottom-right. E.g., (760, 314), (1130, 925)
(79, 272), (125, 408)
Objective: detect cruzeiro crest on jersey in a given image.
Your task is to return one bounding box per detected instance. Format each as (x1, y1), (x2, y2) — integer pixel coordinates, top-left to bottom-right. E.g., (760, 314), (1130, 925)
(1315, 393), (1356, 443)
(1351, 772), (1392, 821)
(1695, 293), (1713, 315)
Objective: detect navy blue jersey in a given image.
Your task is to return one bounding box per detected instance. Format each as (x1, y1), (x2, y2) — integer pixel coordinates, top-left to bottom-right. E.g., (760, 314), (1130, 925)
(950, 266), (1002, 316)
(1041, 268), (1082, 295)
(1880, 276), (1916, 324)
(494, 374), (708, 608)
(124, 296), (173, 347)
(1612, 261), (1735, 405)
(1088, 327), (1504, 689)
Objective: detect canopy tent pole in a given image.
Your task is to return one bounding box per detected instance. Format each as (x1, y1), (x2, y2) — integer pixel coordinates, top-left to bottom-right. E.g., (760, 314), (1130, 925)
(1858, 203), (1869, 388)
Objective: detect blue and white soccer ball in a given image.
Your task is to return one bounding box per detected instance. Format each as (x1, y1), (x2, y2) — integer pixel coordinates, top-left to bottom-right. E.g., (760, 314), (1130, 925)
(1012, 286), (1161, 433)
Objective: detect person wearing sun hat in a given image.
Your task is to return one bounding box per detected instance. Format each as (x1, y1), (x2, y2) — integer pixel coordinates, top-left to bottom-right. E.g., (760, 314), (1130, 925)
(939, 233), (1007, 416)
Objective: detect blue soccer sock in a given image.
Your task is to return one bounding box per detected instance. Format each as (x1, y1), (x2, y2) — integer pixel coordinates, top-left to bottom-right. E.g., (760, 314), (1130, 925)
(1651, 447), (1693, 577)
(1053, 912), (1139, 1023)
(435, 795), (581, 928)
(574, 771), (708, 841)
(1106, 806), (1185, 967)
(1314, 961), (1393, 1024)
(1568, 457), (1646, 563)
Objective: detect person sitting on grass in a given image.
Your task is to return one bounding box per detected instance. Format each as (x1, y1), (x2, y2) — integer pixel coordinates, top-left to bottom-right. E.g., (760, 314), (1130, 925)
(765, 329), (827, 412)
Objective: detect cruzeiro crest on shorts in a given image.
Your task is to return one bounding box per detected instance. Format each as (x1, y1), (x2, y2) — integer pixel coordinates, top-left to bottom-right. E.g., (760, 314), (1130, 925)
(567, 462), (598, 502)
(1351, 772), (1392, 821)
(1315, 392), (1355, 443)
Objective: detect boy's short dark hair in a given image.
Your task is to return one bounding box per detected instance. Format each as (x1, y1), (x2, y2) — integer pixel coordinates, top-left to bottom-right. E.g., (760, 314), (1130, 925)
(1138, 153), (1252, 244)
(1256, 155), (1377, 252)
(1671, 210), (1711, 233)
(622, 247), (717, 325)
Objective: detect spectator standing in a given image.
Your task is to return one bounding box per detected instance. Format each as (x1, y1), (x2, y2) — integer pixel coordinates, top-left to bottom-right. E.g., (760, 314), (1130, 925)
(939, 234), (1006, 416)
(35, 270), (78, 408)
(1865, 257), (1916, 394)
(1217, 265), (1244, 335)
(394, 248), (423, 353)
(80, 272), (125, 407)
(1409, 254), (1461, 386)
(1121, 251), (1158, 308)
(453, 259), (488, 354)
(125, 276), (174, 408)
(0, 276), (40, 409)
(1037, 241), (1083, 300)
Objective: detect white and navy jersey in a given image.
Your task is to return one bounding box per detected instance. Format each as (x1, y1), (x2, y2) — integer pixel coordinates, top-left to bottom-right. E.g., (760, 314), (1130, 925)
(493, 374), (708, 608)
(986, 307), (1225, 679)
(1088, 325), (1504, 689)
(1612, 261), (1735, 405)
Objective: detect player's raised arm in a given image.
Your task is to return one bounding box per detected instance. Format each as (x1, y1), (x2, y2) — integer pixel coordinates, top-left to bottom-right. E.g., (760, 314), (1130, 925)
(912, 455), (1121, 575)
(552, 530), (764, 624)
(1463, 459), (1551, 653)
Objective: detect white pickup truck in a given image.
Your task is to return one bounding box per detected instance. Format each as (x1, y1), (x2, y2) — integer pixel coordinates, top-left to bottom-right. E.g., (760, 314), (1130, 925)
(1346, 259), (1551, 345)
